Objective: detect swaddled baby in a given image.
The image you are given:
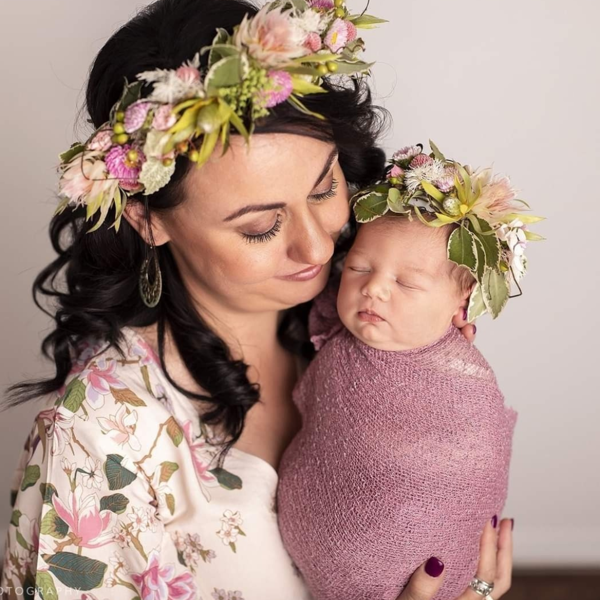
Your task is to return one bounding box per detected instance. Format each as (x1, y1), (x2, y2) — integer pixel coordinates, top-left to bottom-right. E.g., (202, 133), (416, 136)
(277, 215), (518, 600)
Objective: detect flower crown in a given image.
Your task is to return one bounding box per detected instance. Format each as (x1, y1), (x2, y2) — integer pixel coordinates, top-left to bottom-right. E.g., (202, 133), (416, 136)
(55, 0), (385, 233)
(350, 142), (545, 321)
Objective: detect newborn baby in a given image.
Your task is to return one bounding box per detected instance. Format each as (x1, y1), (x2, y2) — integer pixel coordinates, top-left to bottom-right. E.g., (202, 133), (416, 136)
(277, 215), (517, 600)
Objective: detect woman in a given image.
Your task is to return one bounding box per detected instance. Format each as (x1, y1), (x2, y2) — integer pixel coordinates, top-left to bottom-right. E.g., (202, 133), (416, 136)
(1, 0), (513, 598)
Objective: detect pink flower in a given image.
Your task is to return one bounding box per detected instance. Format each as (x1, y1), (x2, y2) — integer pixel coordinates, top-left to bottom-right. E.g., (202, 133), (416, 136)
(175, 65), (201, 83)
(324, 18), (350, 53)
(124, 102), (153, 133)
(345, 20), (358, 43)
(264, 70), (294, 107)
(152, 104), (177, 131)
(392, 145), (422, 162)
(471, 169), (521, 224)
(97, 404), (142, 451)
(181, 421), (218, 485)
(80, 358), (126, 409)
(309, 0), (334, 9)
(52, 485), (117, 549)
(131, 550), (197, 600)
(409, 154), (434, 169)
(105, 144), (146, 190)
(88, 130), (113, 152)
(389, 165), (404, 179)
(304, 31), (322, 52)
(234, 5), (309, 68)
(59, 152), (111, 206)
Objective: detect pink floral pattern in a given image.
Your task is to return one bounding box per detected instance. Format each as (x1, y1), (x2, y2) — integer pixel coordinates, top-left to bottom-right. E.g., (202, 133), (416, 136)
(1, 327), (308, 599)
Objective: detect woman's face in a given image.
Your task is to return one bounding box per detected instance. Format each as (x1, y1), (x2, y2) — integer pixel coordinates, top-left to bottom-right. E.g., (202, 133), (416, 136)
(157, 133), (350, 313)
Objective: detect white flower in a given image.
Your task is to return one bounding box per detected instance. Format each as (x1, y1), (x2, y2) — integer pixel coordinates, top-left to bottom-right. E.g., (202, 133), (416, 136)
(217, 524), (238, 545)
(61, 457), (76, 474)
(497, 219), (528, 281)
(294, 9), (326, 34)
(109, 552), (129, 574)
(128, 506), (155, 534)
(139, 157), (177, 196)
(392, 146), (422, 161)
(137, 54), (205, 104)
(404, 158), (446, 192)
(112, 525), (131, 548)
(81, 456), (104, 489)
(221, 510), (243, 528)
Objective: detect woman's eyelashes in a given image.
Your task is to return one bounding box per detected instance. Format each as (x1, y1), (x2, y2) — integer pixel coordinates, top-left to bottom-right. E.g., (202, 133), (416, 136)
(241, 178), (339, 243)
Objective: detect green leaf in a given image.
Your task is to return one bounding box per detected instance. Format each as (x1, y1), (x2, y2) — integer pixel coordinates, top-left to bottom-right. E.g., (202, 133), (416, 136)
(482, 268), (510, 319)
(208, 468), (243, 491)
(99, 493), (130, 514)
(473, 219), (500, 269)
(61, 378), (86, 413)
(21, 465), (41, 492)
(206, 43), (239, 69)
(524, 230), (545, 241)
(467, 283), (488, 322)
(196, 130), (220, 168)
(328, 61), (374, 75)
(116, 81), (144, 113)
(166, 416), (184, 447)
(165, 493), (176, 515)
(141, 365), (153, 396)
(41, 508), (69, 539)
(104, 455), (137, 491)
(110, 387), (147, 407)
(291, 77), (328, 96)
(36, 571), (59, 600)
(286, 94), (326, 120)
(447, 226), (478, 272)
(159, 461), (180, 484)
(196, 102), (225, 134)
(40, 482), (58, 505)
(352, 192), (388, 223)
(429, 140), (446, 161)
(473, 235), (486, 281)
(289, 0), (309, 9)
(59, 143), (86, 164)
(348, 14), (389, 28)
(46, 552), (107, 591)
(387, 188), (407, 214)
(10, 509), (22, 527)
(294, 52), (339, 64)
(16, 529), (30, 551)
(205, 54), (249, 93)
(421, 180), (445, 202)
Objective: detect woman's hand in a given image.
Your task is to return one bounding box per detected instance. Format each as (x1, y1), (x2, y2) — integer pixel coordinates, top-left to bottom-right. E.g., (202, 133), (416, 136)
(453, 307), (477, 344)
(396, 518), (514, 600)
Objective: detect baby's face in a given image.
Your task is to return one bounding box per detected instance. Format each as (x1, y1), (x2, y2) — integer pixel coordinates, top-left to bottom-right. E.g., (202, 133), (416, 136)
(337, 217), (470, 351)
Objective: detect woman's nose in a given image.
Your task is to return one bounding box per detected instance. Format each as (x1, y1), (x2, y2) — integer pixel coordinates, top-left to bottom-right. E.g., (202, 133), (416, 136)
(287, 209), (335, 266)
(362, 275), (392, 302)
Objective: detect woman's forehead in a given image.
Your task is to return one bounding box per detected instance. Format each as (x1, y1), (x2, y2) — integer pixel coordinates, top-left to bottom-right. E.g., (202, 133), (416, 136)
(182, 133), (337, 215)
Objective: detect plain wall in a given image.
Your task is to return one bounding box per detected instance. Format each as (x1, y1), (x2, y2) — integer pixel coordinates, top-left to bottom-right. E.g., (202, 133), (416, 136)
(1, 0), (599, 568)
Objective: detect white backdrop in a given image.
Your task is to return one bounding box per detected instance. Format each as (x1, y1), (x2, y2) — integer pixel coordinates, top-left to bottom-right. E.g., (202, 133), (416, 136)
(1, 0), (599, 568)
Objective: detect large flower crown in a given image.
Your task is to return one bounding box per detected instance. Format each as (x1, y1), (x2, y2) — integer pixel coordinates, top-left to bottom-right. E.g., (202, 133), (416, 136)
(351, 142), (545, 321)
(55, 0), (385, 233)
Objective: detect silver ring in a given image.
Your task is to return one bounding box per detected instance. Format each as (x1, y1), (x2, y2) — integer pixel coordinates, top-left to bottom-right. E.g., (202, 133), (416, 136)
(469, 577), (494, 596)
(485, 596), (495, 600)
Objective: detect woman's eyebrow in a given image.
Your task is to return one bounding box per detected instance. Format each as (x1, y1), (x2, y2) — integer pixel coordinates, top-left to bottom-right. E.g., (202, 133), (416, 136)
(223, 148), (339, 223)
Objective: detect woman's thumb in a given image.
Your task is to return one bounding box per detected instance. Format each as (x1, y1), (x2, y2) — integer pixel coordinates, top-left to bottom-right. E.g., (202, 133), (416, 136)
(396, 557), (446, 600)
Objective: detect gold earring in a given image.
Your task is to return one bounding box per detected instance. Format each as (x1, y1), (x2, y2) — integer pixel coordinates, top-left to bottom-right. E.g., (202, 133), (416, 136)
(139, 201), (162, 308)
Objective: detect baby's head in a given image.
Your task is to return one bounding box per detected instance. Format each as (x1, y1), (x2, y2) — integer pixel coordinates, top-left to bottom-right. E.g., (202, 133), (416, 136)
(338, 215), (475, 351)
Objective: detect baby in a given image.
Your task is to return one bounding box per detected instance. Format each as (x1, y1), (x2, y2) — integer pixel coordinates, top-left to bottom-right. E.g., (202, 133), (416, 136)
(276, 143), (538, 600)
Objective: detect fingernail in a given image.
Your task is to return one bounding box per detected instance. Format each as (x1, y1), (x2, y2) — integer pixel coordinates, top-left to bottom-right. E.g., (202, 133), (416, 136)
(425, 557), (445, 578)
(511, 518), (515, 531)
(491, 515), (498, 528)
(463, 309), (468, 321)
(473, 325), (477, 335)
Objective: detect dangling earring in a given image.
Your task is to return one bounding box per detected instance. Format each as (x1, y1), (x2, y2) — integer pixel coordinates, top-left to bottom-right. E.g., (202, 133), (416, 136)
(139, 200), (162, 308)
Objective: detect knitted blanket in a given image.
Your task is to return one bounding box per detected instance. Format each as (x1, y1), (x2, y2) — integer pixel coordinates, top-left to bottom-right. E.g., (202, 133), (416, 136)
(277, 282), (517, 600)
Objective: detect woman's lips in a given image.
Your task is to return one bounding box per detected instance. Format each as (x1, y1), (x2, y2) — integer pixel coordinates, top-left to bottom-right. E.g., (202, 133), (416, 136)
(277, 264), (324, 282)
(358, 308), (385, 323)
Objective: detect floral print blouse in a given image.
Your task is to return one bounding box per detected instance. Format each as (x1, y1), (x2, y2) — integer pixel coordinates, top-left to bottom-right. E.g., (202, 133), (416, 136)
(1, 327), (312, 600)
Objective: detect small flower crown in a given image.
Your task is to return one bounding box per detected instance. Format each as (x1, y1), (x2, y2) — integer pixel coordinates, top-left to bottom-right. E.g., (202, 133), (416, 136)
(55, 0), (385, 233)
(350, 142), (545, 321)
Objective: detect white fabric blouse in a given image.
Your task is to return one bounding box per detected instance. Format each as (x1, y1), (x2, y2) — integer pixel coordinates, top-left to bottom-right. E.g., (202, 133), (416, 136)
(1, 326), (312, 600)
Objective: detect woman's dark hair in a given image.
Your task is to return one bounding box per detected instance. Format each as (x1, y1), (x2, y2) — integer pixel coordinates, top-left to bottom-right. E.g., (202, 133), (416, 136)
(6, 0), (389, 457)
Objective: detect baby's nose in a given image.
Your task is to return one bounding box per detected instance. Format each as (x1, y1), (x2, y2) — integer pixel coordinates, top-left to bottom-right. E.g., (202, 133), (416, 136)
(362, 279), (391, 302)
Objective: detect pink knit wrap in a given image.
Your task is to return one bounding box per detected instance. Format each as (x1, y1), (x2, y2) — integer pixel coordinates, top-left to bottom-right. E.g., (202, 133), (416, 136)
(277, 282), (517, 600)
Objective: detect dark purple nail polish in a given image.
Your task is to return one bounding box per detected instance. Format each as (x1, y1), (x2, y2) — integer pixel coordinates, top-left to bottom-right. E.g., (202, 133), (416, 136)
(425, 557), (445, 578)
(463, 309), (468, 321)
(473, 325), (477, 335)
(511, 518), (515, 531)
(491, 515), (498, 528)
